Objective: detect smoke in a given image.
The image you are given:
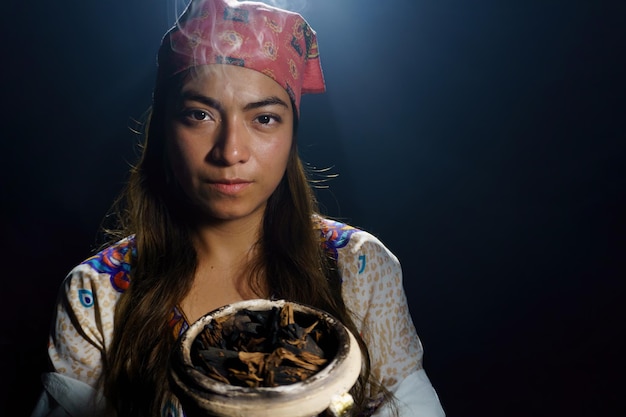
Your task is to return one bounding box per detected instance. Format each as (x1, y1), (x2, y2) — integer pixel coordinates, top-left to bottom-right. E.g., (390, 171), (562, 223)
(168, 0), (291, 65)
(168, 0), (191, 27)
(168, 0), (309, 26)
(252, 0), (309, 13)
(160, 0), (319, 110)
(165, 0), (305, 73)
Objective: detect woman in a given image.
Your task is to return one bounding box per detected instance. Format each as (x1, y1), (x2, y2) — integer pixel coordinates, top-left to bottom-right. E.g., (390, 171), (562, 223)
(31, 0), (445, 416)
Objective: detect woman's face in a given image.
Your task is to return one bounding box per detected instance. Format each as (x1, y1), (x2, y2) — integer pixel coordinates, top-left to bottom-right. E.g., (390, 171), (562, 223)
(166, 64), (294, 224)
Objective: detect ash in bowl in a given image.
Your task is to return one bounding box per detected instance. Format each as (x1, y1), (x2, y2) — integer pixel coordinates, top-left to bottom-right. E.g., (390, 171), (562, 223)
(190, 303), (339, 387)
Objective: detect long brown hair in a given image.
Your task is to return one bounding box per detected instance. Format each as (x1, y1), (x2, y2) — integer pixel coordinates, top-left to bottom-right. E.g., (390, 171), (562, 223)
(100, 70), (387, 416)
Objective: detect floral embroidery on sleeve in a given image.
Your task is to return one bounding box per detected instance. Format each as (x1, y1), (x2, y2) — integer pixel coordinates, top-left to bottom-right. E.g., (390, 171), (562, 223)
(317, 217), (359, 262)
(82, 238), (136, 292)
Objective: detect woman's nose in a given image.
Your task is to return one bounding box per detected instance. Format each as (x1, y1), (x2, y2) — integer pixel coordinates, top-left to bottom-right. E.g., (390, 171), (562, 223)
(209, 119), (250, 166)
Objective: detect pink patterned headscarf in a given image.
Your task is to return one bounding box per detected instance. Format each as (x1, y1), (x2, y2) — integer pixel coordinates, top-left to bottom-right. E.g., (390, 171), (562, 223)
(158, 0), (326, 112)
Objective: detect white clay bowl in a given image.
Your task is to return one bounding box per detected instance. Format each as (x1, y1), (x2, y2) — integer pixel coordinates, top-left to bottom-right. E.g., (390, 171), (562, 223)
(170, 299), (362, 417)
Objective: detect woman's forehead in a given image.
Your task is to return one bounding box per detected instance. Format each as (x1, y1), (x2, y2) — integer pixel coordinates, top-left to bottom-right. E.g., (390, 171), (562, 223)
(179, 64), (292, 108)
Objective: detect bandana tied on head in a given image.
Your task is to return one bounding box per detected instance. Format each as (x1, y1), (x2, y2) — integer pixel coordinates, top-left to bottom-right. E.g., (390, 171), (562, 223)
(158, 0), (325, 112)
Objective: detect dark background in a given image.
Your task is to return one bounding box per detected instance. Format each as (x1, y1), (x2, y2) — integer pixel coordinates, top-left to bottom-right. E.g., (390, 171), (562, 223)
(2, 1), (624, 416)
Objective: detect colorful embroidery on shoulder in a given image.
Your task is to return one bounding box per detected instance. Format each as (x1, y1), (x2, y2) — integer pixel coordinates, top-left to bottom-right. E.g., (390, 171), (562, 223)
(82, 237), (136, 293)
(317, 218), (360, 260)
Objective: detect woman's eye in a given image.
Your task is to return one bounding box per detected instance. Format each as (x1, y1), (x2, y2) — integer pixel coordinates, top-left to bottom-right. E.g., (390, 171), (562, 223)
(179, 109), (213, 123)
(256, 115), (279, 125)
(188, 110), (210, 121)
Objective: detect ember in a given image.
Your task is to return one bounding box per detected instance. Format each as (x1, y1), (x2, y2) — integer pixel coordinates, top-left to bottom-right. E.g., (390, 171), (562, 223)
(191, 303), (335, 387)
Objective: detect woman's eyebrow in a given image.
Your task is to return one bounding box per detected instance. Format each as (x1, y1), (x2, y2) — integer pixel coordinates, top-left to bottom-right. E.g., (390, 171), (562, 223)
(179, 91), (288, 112)
(243, 96), (289, 111)
(180, 91), (224, 112)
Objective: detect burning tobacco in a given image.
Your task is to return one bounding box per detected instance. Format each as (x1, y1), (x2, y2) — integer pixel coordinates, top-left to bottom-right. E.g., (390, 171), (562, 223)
(191, 303), (333, 387)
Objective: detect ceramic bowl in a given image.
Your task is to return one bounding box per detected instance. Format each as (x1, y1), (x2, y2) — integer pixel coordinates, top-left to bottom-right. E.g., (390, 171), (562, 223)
(170, 299), (362, 417)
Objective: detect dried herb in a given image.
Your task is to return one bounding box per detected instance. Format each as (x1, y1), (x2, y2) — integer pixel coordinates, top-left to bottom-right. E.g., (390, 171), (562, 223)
(191, 304), (332, 387)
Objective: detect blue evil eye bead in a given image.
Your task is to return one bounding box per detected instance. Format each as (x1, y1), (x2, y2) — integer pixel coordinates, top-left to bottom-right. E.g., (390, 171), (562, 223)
(78, 289), (94, 308)
(358, 254), (366, 274)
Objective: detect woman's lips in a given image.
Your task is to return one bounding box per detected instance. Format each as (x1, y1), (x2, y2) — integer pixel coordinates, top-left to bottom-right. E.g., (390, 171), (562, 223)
(207, 179), (251, 195)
